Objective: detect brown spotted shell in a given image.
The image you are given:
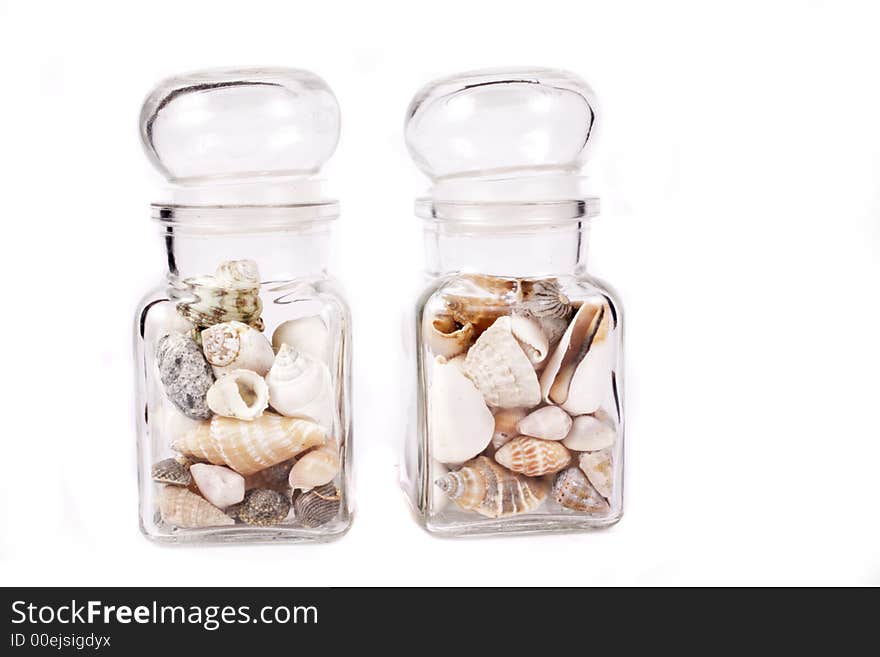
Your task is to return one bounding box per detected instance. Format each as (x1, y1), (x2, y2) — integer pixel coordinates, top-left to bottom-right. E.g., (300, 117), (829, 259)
(494, 436), (571, 477)
(434, 456), (548, 518)
(552, 466), (610, 514)
(229, 488), (290, 526)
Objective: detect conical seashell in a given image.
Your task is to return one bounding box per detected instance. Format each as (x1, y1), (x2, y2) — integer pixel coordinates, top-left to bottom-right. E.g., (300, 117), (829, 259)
(288, 445), (339, 491)
(562, 413), (617, 451)
(429, 356), (494, 464)
(517, 279), (572, 319)
(177, 259), (263, 329)
(510, 314), (550, 366)
(517, 406), (572, 441)
(151, 457), (192, 486)
(271, 316), (331, 363)
(229, 488), (290, 526)
(435, 456), (548, 518)
(156, 333), (215, 420)
(494, 436), (571, 477)
(293, 483), (341, 527)
(173, 412), (326, 475)
(539, 298), (615, 415)
(201, 321), (274, 377)
(158, 486), (234, 528)
(266, 344), (334, 430)
(491, 407), (527, 450)
(422, 311), (475, 359)
(552, 466), (610, 514)
(462, 316), (541, 408)
(206, 369), (269, 421)
(579, 449), (613, 499)
(190, 463), (245, 509)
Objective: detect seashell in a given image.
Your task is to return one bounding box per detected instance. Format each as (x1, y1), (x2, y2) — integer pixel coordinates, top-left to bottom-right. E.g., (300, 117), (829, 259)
(462, 316), (541, 408)
(517, 279), (572, 319)
(516, 406), (572, 441)
(443, 274), (518, 333)
(177, 259), (263, 330)
(562, 413), (617, 451)
(155, 333), (215, 420)
(201, 321), (274, 377)
(429, 356), (495, 464)
(153, 401), (205, 443)
(293, 483), (341, 527)
(230, 488), (290, 526)
(266, 344), (334, 430)
(536, 315), (569, 351)
(510, 314), (550, 367)
(173, 412), (326, 475)
(539, 298), (615, 415)
(206, 369), (269, 421)
(494, 436), (571, 476)
(244, 459), (295, 491)
(435, 456), (548, 518)
(552, 466), (611, 514)
(422, 310), (475, 358)
(578, 449), (613, 499)
(271, 316), (331, 363)
(491, 407), (527, 450)
(288, 445), (339, 491)
(190, 463), (245, 509)
(158, 486), (234, 528)
(151, 457), (192, 486)
(430, 460), (449, 512)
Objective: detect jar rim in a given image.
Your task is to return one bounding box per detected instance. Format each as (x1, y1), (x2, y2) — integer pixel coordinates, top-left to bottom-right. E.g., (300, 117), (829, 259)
(415, 198), (598, 225)
(151, 202), (339, 233)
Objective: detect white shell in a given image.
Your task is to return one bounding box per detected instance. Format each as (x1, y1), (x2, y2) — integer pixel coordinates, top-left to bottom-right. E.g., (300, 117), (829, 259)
(462, 316), (541, 408)
(430, 356), (495, 464)
(201, 321), (275, 377)
(430, 460), (449, 512)
(266, 344), (334, 430)
(422, 310), (475, 359)
(288, 445), (339, 491)
(516, 406), (572, 441)
(190, 463), (245, 509)
(272, 316), (331, 363)
(579, 449), (613, 499)
(539, 299), (615, 415)
(562, 413), (617, 451)
(206, 369), (269, 421)
(510, 314), (549, 367)
(491, 407), (527, 450)
(154, 400), (204, 442)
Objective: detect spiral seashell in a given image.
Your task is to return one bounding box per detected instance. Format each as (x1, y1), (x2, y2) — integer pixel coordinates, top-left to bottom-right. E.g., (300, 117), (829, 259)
(552, 466), (611, 514)
(229, 488), (290, 526)
(510, 314), (550, 367)
(435, 456), (548, 518)
(190, 463), (245, 509)
(422, 311), (476, 359)
(491, 407), (527, 450)
(288, 445), (340, 491)
(578, 449), (613, 499)
(158, 486), (234, 528)
(201, 321), (275, 377)
(266, 344), (334, 430)
(517, 406), (572, 441)
(156, 333), (215, 420)
(517, 279), (572, 319)
(430, 356), (495, 464)
(294, 483), (341, 527)
(494, 436), (571, 477)
(205, 369), (269, 421)
(271, 316), (331, 363)
(177, 260), (263, 329)
(173, 412), (326, 475)
(462, 316), (541, 408)
(151, 457), (192, 486)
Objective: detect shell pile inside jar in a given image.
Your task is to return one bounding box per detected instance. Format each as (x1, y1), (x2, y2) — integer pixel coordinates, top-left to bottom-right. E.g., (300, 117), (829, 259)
(148, 259), (342, 531)
(423, 274), (621, 520)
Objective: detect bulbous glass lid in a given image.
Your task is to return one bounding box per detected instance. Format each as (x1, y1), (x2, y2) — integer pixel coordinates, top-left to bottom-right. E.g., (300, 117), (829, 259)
(140, 67), (340, 187)
(405, 67), (597, 182)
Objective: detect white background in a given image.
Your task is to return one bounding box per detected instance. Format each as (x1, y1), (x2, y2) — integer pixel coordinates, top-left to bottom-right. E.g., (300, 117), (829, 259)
(1, 0), (878, 586)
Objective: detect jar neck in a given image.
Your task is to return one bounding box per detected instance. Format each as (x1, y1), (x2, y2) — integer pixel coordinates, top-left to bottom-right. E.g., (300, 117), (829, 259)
(423, 221), (589, 278)
(162, 225), (332, 282)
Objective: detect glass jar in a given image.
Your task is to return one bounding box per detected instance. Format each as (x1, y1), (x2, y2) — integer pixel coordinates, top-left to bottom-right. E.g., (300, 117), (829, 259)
(134, 68), (353, 543)
(402, 68), (624, 536)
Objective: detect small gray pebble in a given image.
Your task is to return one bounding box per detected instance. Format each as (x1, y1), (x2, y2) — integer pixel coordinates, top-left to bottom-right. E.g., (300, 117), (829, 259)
(156, 333), (215, 420)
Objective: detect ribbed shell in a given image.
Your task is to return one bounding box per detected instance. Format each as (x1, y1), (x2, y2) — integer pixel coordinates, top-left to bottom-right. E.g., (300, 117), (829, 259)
(294, 483), (341, 527)
(158, 486), (234, 528)
(435, 456), (548, 518)
(173, 412), (325, 475)
(518, 279), (572, 319)
(552, 467), (611, 514)
(494, 436), (571, 477)
(151, 458), (192, 486)
(177, 260), (263, 329)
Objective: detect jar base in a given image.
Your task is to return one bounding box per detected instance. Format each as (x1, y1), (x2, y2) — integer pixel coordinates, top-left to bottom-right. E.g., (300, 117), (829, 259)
(422, 511), (622, 538)
(139, 514), (353, 546)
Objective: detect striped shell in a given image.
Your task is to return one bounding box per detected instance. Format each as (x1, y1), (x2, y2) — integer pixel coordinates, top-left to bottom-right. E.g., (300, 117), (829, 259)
(158, 486), (234, 528)
(435, 456), (548, 518)
(552, 466), (611, 514)
(494, 436), (571, 477)
(173, 412), (325, 475)
(177, 260), (263, 329)
(518, 279), (572, 319)
(151, 458), (192, 486)
(294, 483), (341, 527)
